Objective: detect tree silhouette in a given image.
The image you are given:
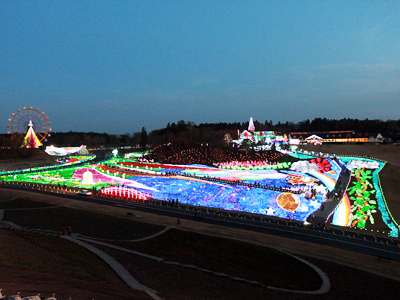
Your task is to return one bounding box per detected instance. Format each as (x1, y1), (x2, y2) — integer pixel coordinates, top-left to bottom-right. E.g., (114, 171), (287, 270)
(140, 127), (148, 150)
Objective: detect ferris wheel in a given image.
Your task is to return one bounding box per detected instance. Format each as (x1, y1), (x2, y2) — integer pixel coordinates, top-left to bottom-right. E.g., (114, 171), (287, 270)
(7, 106), (52, 144)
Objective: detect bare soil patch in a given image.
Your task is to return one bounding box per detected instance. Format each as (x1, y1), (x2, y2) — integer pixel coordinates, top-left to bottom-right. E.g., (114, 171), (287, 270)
(378, 162), (400, 224)
(305, 144), (400, 166)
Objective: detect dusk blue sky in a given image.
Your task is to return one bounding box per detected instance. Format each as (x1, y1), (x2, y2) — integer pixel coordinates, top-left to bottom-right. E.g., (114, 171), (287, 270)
(1, 1), (399, 134)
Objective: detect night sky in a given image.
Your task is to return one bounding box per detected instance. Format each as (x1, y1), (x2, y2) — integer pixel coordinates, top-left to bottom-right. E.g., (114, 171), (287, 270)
(1, 1), (399, 134)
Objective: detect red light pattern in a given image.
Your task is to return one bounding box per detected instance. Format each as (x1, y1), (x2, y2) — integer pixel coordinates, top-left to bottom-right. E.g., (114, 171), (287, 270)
(310, 157), (331, 173)
(101, 186), (149, 200)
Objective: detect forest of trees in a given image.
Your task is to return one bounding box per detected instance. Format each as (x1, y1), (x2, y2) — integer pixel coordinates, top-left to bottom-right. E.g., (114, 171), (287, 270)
(1, 118), (399, 149)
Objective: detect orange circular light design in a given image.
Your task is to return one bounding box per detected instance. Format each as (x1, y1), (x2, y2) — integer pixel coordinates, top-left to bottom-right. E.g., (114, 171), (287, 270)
(276, 193), (300, 212)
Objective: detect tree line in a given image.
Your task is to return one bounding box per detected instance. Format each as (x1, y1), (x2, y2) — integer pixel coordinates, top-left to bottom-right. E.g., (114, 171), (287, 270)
(1, 118), (399, 149)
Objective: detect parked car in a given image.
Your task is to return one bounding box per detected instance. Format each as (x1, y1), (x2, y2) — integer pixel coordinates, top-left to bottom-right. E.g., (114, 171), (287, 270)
(77, 189), (93, 196)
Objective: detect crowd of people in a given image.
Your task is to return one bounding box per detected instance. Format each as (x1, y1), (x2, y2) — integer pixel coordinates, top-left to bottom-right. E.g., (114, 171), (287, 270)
(143, 146), (289, 166)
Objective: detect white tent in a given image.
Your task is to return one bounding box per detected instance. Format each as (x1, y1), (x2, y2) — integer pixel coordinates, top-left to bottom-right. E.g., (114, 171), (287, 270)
(45, 145), (90, 156)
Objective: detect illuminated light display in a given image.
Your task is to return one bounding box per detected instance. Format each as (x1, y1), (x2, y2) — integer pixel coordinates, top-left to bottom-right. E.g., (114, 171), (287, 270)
(169, 175), (230, 187)
(72, 167), (158, 191)
(101, 186), (149, 200)
(232, 130), (278, 146)
(277, 193), (300, 212)
(322, 138), (369, 143)
(376, 167), (399, 237)
(347, 168), (377, 229)
(55, 156), (94, 165)
(346, 160), (380, 170)
(331, 194), (351, 227)
(45, 145), (90, 156)
(0, 156), (94, 180)
(82, 170), (94, 185)
(116, 161), (213, 172)
(309, 157), (332, 173)
(217, 161), (292, 170)
(128, 168), (323, 220)
(331, 156), (399, 237)
(307, 169), (340, 191)
(7, 106), (51, 146)
(290, 160), (319, 173)
(265, 207), (275, 215)
(285, 174), (319, 186)
(2, 150), (398, 236)
(248, 117), (255, 132)
(305, 134), (323, 145)
(230, 118), (282, 146)
(290, 131), (370, 144)
(22, 121), (42, 148)
(124, 151), (152, 159)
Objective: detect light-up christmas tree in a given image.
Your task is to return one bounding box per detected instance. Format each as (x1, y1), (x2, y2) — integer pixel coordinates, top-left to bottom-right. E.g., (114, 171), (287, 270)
(21, 120), (43, 148)
(248, 117), (255, 133)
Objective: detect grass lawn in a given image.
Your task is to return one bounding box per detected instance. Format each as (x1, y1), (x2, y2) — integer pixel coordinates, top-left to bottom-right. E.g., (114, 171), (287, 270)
(0, 228), (151, 300)
(0, 229), (122, 283)
(0, 194), (18, 201)
(3, 203), (165, 240)
(0, 198), (56, 209)
(1, 192), (400, 299)
(111, 228), (321, 291)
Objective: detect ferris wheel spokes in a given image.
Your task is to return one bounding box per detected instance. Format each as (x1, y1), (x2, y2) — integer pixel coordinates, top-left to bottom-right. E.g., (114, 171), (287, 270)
(7, 106), (52, 146)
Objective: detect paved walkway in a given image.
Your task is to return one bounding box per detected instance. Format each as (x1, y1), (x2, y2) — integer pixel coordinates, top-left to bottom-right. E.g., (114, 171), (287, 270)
(309, 162), (352, 224)
(269, 251), (331, 294)
(78, 226), (172, 242)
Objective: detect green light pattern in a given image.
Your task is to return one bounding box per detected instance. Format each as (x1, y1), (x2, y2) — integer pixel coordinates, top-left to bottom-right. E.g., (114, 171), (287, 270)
(348, 168), (377, 229)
